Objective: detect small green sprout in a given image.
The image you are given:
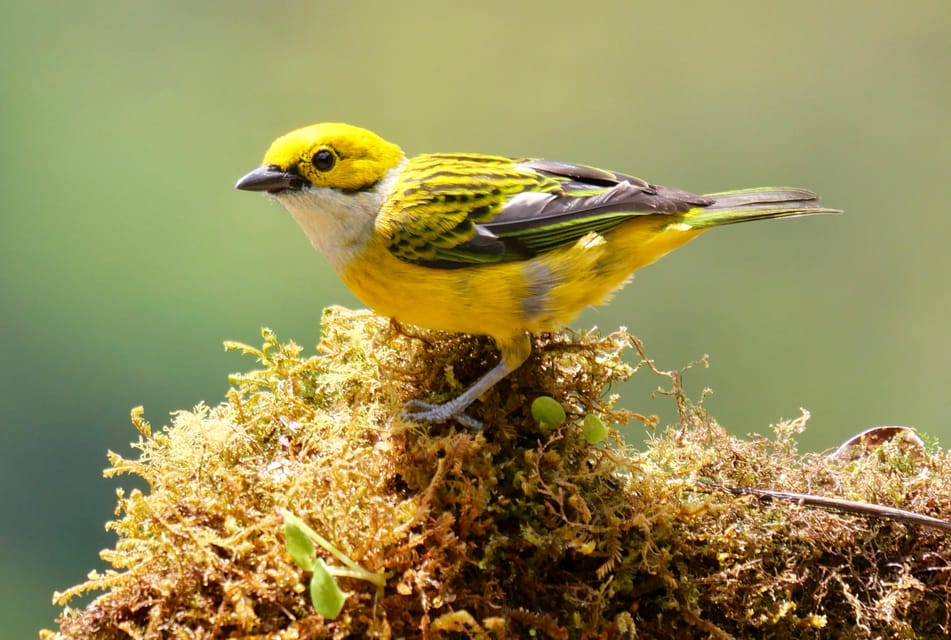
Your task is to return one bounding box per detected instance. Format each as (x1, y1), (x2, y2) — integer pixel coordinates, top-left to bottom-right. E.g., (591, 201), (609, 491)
(281, 509), (386, 619)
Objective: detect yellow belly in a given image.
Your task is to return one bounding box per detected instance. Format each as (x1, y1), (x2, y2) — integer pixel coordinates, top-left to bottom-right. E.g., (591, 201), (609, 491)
(340, 217), (704, 341)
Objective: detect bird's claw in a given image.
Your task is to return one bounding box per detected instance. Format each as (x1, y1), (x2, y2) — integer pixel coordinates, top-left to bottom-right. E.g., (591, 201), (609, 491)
(402, 400), (483, 431)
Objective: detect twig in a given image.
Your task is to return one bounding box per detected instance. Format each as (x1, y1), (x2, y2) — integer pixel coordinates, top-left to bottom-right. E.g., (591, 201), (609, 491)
(704, 482), (951, 534)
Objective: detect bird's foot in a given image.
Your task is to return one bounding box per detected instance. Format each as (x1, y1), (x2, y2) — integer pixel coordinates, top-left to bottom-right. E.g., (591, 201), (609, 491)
(402, 399), (483, 431)
(399, 343), (530, 431)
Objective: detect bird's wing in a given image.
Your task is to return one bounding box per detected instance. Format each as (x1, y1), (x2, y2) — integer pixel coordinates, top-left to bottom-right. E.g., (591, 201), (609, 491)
(378, 154), (713, 268)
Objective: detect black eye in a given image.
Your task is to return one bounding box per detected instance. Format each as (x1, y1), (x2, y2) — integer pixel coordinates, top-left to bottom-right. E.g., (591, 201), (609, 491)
(312, 149), (336, 172)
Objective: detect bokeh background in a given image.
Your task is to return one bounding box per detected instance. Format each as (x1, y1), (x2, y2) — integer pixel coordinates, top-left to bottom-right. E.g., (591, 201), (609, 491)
(2, 0), (948, 635)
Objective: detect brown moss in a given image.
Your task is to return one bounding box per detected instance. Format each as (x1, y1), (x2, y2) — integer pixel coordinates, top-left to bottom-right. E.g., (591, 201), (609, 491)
(43, 307), (951, 639)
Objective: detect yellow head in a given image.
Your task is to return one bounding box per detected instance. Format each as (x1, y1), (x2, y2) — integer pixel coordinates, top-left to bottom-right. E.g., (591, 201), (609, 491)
(236, 123), (407, 272)
(253, 122), (404, 192)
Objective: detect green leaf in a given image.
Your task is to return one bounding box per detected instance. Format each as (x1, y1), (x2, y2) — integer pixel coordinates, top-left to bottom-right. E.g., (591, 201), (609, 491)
(283, 512), (316, 572)
(310, 558), (347, 619)
(531, 396), (566, 431)
(583, 413), (608, 444)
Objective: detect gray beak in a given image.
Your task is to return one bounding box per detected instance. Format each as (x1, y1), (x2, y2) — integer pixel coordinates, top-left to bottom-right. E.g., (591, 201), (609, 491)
(235, 165), (305, 193)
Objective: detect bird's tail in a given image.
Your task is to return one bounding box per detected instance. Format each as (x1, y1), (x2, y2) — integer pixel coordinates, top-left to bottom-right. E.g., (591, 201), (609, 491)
(684, 187), (841, 229)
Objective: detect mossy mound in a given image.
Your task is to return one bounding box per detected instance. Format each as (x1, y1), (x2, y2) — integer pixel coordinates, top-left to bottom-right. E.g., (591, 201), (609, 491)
(45, 307), (951, 639)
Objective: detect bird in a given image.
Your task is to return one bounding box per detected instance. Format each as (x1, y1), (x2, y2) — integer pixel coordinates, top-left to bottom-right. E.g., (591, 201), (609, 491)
(236, 122), (839, 428)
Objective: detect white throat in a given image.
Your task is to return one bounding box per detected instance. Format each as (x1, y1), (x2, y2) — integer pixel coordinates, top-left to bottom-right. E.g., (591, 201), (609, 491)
(272, 161), (405, 272)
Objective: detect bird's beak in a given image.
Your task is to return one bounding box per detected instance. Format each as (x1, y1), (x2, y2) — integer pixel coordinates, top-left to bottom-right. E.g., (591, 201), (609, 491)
(234, 165), (305, 193)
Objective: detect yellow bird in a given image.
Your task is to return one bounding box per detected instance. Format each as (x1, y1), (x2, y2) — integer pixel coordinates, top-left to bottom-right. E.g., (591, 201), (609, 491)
(236, 122), (838, 427)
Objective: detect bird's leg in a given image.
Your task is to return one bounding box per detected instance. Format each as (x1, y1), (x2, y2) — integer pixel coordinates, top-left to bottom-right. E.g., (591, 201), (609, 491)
(403, 333), (532, 429)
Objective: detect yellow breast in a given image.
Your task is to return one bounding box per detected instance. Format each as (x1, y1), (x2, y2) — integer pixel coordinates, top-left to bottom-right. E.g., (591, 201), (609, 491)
(339, 217), (704, 341)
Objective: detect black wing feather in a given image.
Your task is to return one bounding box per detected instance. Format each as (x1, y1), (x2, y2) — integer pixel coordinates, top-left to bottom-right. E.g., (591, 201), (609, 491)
(411, 159), (712, 268)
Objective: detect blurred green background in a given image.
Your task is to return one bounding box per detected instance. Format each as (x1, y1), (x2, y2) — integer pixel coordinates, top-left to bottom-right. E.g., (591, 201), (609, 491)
(2, 0), (948, 636)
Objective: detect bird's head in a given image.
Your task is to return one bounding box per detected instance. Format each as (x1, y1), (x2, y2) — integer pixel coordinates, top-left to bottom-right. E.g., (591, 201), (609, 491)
(235, 122), (404, 194)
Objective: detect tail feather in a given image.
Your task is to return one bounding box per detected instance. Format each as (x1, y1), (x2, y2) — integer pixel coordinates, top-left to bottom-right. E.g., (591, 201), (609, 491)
(685, 187), (841, 228)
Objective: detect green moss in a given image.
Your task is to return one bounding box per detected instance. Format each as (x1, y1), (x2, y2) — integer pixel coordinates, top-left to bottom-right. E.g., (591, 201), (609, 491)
(43, 307), (951, 639)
